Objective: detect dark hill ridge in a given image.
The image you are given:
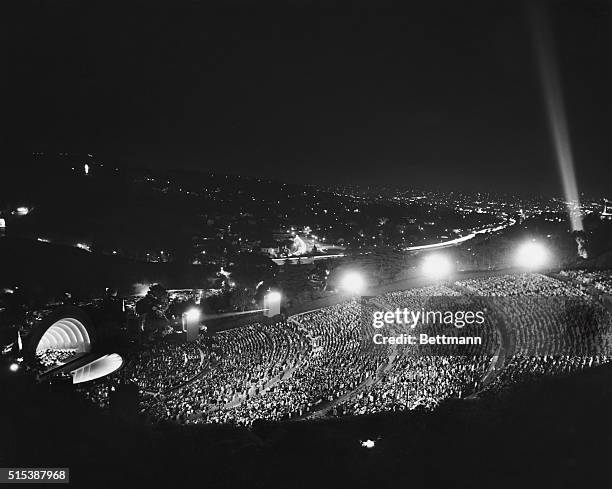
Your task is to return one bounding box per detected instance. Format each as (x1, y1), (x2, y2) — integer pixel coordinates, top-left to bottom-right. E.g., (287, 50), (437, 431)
(0, 237), (215, 299)
(1, 152), (483, 257)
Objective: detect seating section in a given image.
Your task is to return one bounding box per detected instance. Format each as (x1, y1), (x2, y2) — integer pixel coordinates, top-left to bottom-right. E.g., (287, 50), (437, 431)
(77, 271), (612, 426)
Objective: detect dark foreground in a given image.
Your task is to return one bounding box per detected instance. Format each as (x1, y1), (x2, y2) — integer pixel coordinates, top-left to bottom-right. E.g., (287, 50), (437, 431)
(2, 365), (612, 489)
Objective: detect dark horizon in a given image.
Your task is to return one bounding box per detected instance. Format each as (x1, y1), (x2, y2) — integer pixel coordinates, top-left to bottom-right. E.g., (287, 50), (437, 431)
(8, 1), (612, 195)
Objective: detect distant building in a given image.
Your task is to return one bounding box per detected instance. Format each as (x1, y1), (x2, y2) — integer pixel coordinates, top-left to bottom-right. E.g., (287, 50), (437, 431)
(272, 229), (292, 241)
(602, 201), (612, 220)
(260, 242), (279, 257)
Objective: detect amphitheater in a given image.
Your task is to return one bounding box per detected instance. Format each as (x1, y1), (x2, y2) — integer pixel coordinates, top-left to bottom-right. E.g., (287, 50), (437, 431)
(75, 270), (612, 427)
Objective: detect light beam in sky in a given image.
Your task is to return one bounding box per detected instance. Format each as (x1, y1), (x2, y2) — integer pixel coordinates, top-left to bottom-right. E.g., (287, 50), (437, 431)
(530, 3), (583, 231)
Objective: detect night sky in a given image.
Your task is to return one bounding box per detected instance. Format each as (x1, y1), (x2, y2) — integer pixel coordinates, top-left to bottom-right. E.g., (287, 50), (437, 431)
(8, 1), (612, 195)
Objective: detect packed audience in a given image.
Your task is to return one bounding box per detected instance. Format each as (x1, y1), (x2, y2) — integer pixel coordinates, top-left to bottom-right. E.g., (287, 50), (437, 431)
(458, 273), (612, 390)
(73, 271), (612, 426)
(330, 285), (498, 417)
(205, 301), (387, 426)
(79, 341), (204, 409)
(484, 354), (611, 394)
(148, 320), (306, 422)
(560, 269), (612, 296)
(334, 356), (491, 415)
(456, 273), (589, 297)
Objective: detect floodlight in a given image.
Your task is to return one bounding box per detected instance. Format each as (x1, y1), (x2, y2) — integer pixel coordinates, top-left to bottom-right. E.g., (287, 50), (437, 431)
(184, 308), (201, 323)
(264, 291), (282, 317)
(266, 291), (282, 303)
(515, 241), (549, 269)
(340, 271), (365, 295)
(422, 253), (452, 279)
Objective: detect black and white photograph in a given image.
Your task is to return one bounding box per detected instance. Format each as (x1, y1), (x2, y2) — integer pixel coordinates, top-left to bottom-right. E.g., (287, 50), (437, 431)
(3, 1), (612, 488)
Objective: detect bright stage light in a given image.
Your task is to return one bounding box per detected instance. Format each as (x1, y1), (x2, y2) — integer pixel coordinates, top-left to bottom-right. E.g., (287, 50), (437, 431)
(515, 241), (549, 269)
(183, 308), (202, 341)
(266, 291), (282, 302)
(264, 291), (282, 317)
(9, 363), (19, 372)
(422, 253), (452, 279)
(340, 271), (365, 295)
(184, 308), (201, 323)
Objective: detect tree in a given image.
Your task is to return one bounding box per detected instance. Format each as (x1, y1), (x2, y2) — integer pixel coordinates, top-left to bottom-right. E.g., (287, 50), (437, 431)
(230, 253), (276, 289)
(135, 284), (171, 338)
(229, 288), (252, 311)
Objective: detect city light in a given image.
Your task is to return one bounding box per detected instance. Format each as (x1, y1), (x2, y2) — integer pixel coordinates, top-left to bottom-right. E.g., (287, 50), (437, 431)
(340, 271), (366, 295)
(184, 308), (201, 323)
(9, 363), (19, 372)
(515, 241), (549, 269)
(422, 253), (452, 279)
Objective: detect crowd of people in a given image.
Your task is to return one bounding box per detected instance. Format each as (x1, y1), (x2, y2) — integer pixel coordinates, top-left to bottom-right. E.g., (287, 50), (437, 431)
(484, 354), (611, 394)
(334, 356), (491, 415)
(456, 273), (589, 297)
(559, 269), (612, 296)
(79, 340), (204, 409)
(209, 301), (387, 426)
(147, 320), (306, 422)
(72, 271), (612, 427)
(330, 286), (498, 417)
(457, 273), (612, 391)
(458, 273), (612, 355)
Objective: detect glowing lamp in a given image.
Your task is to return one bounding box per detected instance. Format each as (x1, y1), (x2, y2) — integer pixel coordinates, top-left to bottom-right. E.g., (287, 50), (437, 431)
(183, 308), (202, 342)
(515, 241), (549, 269)
(184, 308), (201, 323)
(264, 291), (282, 317)
(422, 253), (452, 279)
(266, 291), (282, 303)
(340, 272), (366, 295)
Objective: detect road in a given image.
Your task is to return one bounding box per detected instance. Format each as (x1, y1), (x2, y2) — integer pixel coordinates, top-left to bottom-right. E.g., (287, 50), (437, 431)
(404, 218), (517, 252)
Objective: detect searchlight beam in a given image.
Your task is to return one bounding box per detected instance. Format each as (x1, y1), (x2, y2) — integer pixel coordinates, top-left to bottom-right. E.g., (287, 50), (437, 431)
(530, 3), (583, 231)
